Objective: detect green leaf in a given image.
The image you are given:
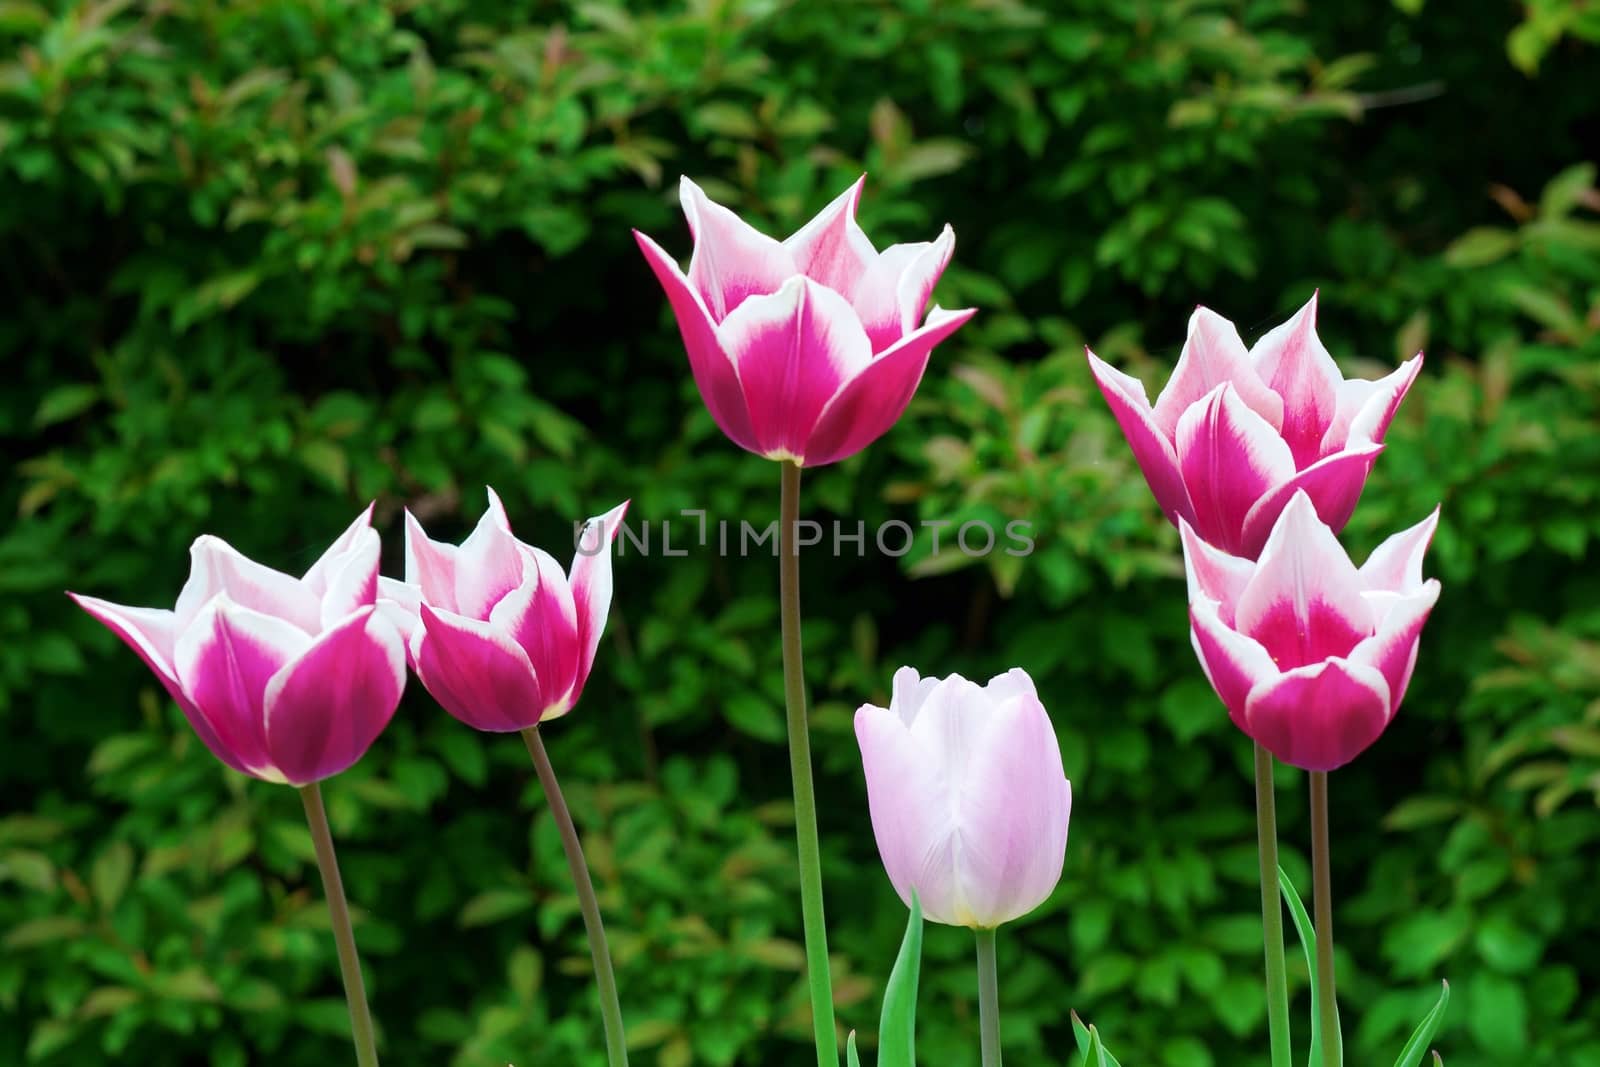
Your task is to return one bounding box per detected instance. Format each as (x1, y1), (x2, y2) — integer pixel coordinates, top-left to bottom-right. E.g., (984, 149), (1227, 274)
(1071, 1013), (1124, 1067)
(457, 888), (535, 928)
(878, 892), (923, 1067)
(1393, 981), (1450, 1067)
(33, 384), (100, 428)
(847, 1031), (862, 1067)
(1539, 163), (1597, 220)
(91, 840), (133, 912)
(1279, 867), (1336, 1067)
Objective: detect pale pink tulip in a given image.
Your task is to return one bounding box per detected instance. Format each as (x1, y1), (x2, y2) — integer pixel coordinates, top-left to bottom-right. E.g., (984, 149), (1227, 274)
(1182, 491), (1441, 771)
(70, 508), (405, 785)
(1088, 294), (1422, 558)
(635, 176), (976, 467)
(855, 667), (1072, 928)
(380, 489), (627, 732)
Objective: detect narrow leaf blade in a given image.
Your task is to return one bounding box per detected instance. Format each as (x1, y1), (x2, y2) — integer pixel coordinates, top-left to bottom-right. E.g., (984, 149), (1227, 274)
(879, 892), (924, 1067)
(1393, 981), (1451, 1067)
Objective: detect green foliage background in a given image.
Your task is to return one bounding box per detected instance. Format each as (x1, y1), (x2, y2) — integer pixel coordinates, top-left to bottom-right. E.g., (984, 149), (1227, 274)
(3, 0), (1599, 1064)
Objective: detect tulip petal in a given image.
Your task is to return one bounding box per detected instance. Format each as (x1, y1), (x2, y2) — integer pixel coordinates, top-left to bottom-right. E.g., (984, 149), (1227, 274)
(300, 504), (375, 595)
(954, 689), (1072, 928)
(1250, 294), (1344, 468)
(375, 577), (422, 667)
(634, 229), (761, 453)
(783, 176), (877, 297)
(1237, 442), (1384, 558)
(569, 499), (628, 710)
(1178, 519), (1255, 624)
(680, 176), (798, 320)
(889, 664), (940, 725)
(263, 606), (406, 784)
(404, 510), (460, 614)
(852, 227), (956, 352)
(802, 305), (974, 467)
(1321, 353), (1423, 455)
(1175, 383), (1297, 555)
(1190, 598), (1280, 733)
(1358, 506), (1441, 594)
(855, 705), (955, 923)
(1235, 492), (1372, 669)
(454, 488), (524, 620)
(1245, 657), (1392, 771)
(69, 593), (245, 770)
(1350, 581), (1440, 713)
(1151, 307), (1283, 438)
(315, 526), (381, 629)
(489, 546), (579, 717)
(174, 536), (322, 635)
(414, 603), (541, 732)
(719, 276), (875, 461)
(1086, 349), (1197, 528)
(175, 598), (313, 780)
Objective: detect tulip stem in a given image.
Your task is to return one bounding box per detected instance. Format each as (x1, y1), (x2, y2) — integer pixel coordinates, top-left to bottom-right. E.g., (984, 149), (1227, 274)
(975, 927), (1002, 1067)
(521, 726), (628, 1067)
(1254, 743), (1292, 1067)
(298, 783), (380, 1067)
(780, 461), (839, 1067)
(1310, 770), (1343, 1067)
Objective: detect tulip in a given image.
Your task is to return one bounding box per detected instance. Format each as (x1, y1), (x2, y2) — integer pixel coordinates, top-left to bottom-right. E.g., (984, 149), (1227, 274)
(855, 667), (1072, 929)
(69, 506), (406, 786)
(1087, 294), (1422, 558)
(379, 488), (628, 732)
(634, 176), (976, 467)
(1181, 490), (1441, 772)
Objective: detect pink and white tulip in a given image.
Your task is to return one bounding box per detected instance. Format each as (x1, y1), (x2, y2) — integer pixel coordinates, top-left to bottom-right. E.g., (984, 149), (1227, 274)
(1182, 491), (1441, 772)
(380, 489), (627, 732)
(635, 176), (976, 467)
(855, 667), (1072, 929)
(70, 508), (406, 785)
(1088, 294), (1422, 558)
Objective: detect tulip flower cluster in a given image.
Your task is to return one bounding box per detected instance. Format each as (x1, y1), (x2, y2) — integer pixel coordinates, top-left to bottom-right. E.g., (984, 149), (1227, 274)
(67, 174), (1452, 1067)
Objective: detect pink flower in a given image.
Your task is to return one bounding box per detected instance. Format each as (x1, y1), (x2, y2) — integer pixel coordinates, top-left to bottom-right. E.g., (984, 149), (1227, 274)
(855, 667), (1072, 928)
(69, 508), (406, 786)
(1182, 491), (1441, 772)
(1087, 294), (1422, 558)
(635, 176), (976, 467)
(380, 489), (627, 732)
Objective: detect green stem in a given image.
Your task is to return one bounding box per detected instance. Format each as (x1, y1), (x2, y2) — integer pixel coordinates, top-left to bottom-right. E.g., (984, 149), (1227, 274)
(521, 726), (629, 1067)
(298, 783), (380, 1067)
(1310, 771), (1343, 1067)
(1254, 743), (1292, 1067)
(780, 461), (839, 1067)
(975, 927), (1002, 1067)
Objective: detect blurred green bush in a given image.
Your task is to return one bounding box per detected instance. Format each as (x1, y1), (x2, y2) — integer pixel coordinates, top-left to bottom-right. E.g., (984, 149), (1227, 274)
(2, 0), (1597, 1064)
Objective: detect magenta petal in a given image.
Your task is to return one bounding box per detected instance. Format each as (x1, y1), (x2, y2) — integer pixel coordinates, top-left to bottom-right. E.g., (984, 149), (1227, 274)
(1237, 442), (1384, 558)
(1249, 293), (1344, 468)
(175, 598), (313, 780)
(679, 176), (798, 320)
(1151, 307), (1283, 438)
(69, 593), (244, 771)
(1175, 383), (1296, 555)
(1320, 353), (1423, 455)
(569, 499), (628, 708)
(404, 511), (461, 614)
(453, 488), (525, 620)
(1244, 658), (1392, 772)
(783, 176), (877, 296)
(851, 227), (956, 353)
(1190, 600), (1278, 733)
(720, 276), (874, 460)
(1086, 349), (1197, 529)
(263, 606), (406, 785)
(1235, 492), (1372, 668)
(802, 305), (974, 467)
(1349, 582), (1440, 713)
(174, 536), (322, 635)
(414, 603), (541, 732)
(1178, 519), (1255, 623)
(490, 547), (579, 716)
(634, 229), (761, 454)
(1359, 506), (1441, 593)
